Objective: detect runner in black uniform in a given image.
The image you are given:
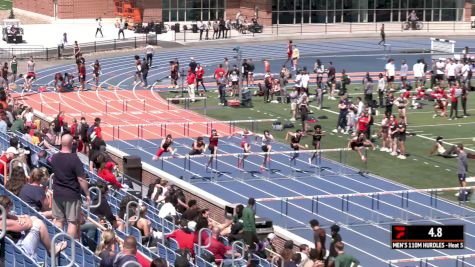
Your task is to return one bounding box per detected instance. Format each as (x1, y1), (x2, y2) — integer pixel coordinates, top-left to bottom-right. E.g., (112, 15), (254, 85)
(189, 136), (206, 155)
(348, 132), (375, 162)
(153, 134), (176, 160)
(310, 125), (325, 164)
(286, 130), (307, 161)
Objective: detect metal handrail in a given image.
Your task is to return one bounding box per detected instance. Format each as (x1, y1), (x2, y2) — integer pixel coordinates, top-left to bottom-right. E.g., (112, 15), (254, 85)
(197, 228), (212, 257)
(125, 201), (139, 235)
(50, 232), (75, 267)
(231, 240), (245, 263)
(161, 215), (176, 246)
(49, 174), (54, 190)
(122, 261), (141, 267)
(271, 253), (284, 267)
(0, 205), (6, 240)
(86, 186), (101, 217)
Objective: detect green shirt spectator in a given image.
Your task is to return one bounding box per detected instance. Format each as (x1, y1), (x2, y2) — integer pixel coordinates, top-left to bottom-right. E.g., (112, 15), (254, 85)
(10, 116), (24, 134)
(242, 204), (256, 233)
(334, 241), (359, 267)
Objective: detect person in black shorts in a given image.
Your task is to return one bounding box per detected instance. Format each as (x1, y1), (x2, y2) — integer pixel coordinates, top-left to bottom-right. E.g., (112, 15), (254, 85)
(348, 132), (375, 162)
(189, 137), (206, 155)
(310, 125), (325, 164)
(286, 130), (307, 161)
(206, 129), (221, 169)
(255, 130), (274, 172)
(396, 116), (407, 159)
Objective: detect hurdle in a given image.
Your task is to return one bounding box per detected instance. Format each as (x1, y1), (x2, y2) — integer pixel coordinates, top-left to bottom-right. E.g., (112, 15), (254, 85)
(108, 119), (278, 139)
(254, 186), (475, 229)
(166, 96), (208, 115)
(388, 254), (475, 267)
(105, 99), (146, 114)
(39, 101), (61, 113)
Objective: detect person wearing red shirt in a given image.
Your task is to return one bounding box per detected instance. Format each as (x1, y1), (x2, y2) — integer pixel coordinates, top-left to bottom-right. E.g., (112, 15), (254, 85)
(214, 64), (226, 84)
(263, 59), (271, 74)
(98, 162), (122, 188)
(167, 221), (196, 256)
(187, 70), (196, 102)
(196, 64), (206, 94)
(449, 84), (459, 120)
(79, 61), (86, 91)
(207, 226), (240, 265)
(206, 129), (221, 169)
(70, 118), (78, 137)
(286, 40), (293, 66)
(357, 113), (370, 137)
(0, 147), (18, 179)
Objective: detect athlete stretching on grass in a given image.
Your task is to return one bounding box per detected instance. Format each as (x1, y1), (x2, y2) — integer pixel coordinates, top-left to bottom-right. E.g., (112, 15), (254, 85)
(310, 125), (325, 164)
(206, 129), (222, 169)
(286, 130), (307, 162)
(153, 134), (177, 160)
(231, 129), (254, 169)
(255, 130), (273, 172)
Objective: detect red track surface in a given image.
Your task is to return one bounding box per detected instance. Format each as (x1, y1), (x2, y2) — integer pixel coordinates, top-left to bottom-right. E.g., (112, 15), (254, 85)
(13, 89), (232, 141)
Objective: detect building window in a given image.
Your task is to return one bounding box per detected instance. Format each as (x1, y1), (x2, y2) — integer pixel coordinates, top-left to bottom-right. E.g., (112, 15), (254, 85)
(272, 0), (466, 24)
(162, 0), (225, 22)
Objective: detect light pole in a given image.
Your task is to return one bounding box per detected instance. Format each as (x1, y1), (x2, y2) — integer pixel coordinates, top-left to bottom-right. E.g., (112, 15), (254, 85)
(233, 46), (243, 102)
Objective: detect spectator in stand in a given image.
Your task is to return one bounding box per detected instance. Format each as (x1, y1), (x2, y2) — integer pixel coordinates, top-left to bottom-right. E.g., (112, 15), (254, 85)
(0, 147), (18, 180)
(98, 161), (123, 189)
(0, 110), (7, 134)
(304, 249), (324, 267)
(95, 229), (118, 267)
(181, 199), (200, 221)
(151, 258), (168, 267)
(91, 182), (118, 228)
(90, 117), (103, 142)
(309, 219), (326, 260)
(19, 167), (52, 218)
(242, 197), (258, 249)
(10, 111), (25, 134)
(21, 106), (34, 128)
(297, 244), (310, 267)
(326, 224), (343, 267)
(167, 220), (196, 254)
(5, 165), (28, 196)
(208, 225), (241, 265)
(51, 134), (90, 239)
(158, 195), (177, 219)
(170, 187), (188, 213)
(0, 195), (67, 262)
(334, 242), (359, 267)
(114, 235), (139, 266)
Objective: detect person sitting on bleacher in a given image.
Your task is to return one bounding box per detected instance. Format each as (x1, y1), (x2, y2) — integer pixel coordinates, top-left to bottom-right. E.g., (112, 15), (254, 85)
(91, 182), (118, 229)
(98, 161), (123, 189)
(169, 185), (189, 213)
(208, 225), (242, 266)
(0, 195), (67, 261)
(0, 146), (18, 179)
(167, 220), (196, 256)
(19, 167), (52, 219)
(5, 165), (27, 196)
(181, 199), (200, 221)
(118, 197), (153, 246)
(113, 235), (139, 267)
(157, 195), (176, 219)
(95, 229), (118, 267)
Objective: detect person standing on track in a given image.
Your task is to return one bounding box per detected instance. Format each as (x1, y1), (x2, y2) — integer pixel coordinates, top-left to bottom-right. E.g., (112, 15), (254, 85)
(309, 125), (325, 164)
(145, 44), (154, 67)
(24, 56), (36, 91)
(92, 59), (101, 89)
(118, 19), (126, 39)
(78, 60), (86, 91)
(141, 57), (150, 88)
(285, 40), (293, 67)
(169, 60), (179, 89)
(255, 130), (273, 172)
(95, 18), (104, 38)
(286, 130), (307, 162)
(232, 129), (254, 169)
(73, 41), (81, 61)
(189, 136), (206, 155)
(153, 134), (177, 160)
(133, 55), (142, 86)
(378, 24), (385, 45)
(206, 129), (222, 169)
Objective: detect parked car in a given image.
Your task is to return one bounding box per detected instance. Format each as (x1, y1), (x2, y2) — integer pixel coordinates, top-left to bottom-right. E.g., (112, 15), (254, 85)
(2, 19), (24, 43)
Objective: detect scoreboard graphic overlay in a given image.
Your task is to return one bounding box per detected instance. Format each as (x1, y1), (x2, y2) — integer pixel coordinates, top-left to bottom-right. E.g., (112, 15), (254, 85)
(391, 225), (464, 249)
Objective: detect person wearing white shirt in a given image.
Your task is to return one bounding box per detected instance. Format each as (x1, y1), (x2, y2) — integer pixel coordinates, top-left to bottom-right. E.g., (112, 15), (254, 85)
(145, 44), (154, 67)
(462, 62), (471, 86)
(197, 20), (204, 40)
(400, 59), (408, 83)
(412, 60), (425, 86)
(295, 70), (303, 88)
(95, 18), (104, 38)
(157, 197), (177, 218)
(435, 59), (446, 82)
(301, 69), (310, 92)
(446, 59), (457, 84)
(377, 73), (386, 107)
(384, 59), (395, 89)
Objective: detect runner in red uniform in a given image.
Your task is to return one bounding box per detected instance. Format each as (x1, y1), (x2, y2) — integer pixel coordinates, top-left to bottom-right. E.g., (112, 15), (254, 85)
(207, 129), (222, 169)
(196, 64), (206, 94)
(153, 134), (176, 160)
(231, 129), (254, 169)
(285, 40), (293, 67)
